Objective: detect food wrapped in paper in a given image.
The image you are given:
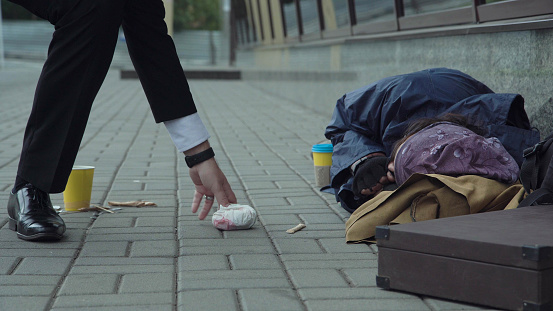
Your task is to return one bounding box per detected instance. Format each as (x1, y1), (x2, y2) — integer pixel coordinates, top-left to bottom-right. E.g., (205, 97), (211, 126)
(212, 204), (257, 230)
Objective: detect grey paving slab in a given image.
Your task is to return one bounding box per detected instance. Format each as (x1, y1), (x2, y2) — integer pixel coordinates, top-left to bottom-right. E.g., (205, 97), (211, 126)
(58, 274), (120, 295)
(130, 240), (178, 257)
(0, 248), (78, 257)
(0, 275), (62, 285)
(179, 243), (276, 255)
(177, 222), (225, 239)
(0, 297), (53, 311)
(79, 241), (129, 257)
(229, 254), (283, 270)
(318, 238), (372, 254)
(178, 277), (292, 290)
(52, 293), (174, 308)
(269, 229), (346, 239)
(272, 238), (325, 254)
(424, 297), (496, 311)
(69, 264), (174, 275)
(264, 223), (347, 233)
(0, 284), (56, 296)
(178, 289), (239, 310)
(52, 307), (174, 311)
(119, 272), (175, 293)
(86, 232), (175, 242)
(73, 256), (174, 266)
(178, 254), (229, 271)
(304, 298), (432, 311)
(238, 288), (304, 311)
(12, 257), (73, 275)
(287, 268), (351, 288)
(0, 257), (18, 274)
(298, 287), (419, 300)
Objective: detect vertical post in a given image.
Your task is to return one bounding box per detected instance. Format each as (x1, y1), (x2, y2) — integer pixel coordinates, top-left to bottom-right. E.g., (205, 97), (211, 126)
(280, 0), (287, 38)
(222, 0), (231, 64)
(209, 31), (216, 65)
(248, 0), (257, 42)
(348, 0), (356, 26)
(316, 0), (325, 32)
(0, 1), (5, 69)
(256, 0), (265, 41)
(321, 0), (336, 31)
(229, 0), (237, 66)
(393, 0), (404, 30)
(472, 0), (485, 23)
(295, 0), (303, 37)
(163, 0), (174, 36)
(267, 0), (275, 40)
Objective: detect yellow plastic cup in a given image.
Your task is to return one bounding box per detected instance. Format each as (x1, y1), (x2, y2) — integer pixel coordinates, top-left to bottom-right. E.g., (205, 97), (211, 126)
(63, 166), (95, 211)
(312, 144), (333, 187)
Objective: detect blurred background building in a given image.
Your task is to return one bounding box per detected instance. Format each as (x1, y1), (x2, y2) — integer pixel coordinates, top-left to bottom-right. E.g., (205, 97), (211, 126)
(228, 0), (553, 136)
(2, 0), (553, 135)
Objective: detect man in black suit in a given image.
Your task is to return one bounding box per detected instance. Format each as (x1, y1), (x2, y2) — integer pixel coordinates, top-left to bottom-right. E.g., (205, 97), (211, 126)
(7, 0), (237, 241)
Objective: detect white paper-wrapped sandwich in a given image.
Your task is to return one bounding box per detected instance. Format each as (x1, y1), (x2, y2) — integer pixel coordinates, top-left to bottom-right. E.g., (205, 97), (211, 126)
(212, 204), (257, 230)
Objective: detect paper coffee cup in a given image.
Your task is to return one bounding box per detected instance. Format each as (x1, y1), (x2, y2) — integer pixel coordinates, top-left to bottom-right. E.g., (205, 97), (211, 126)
(312, 144), (333, 187)
(63, 166), (95, 211)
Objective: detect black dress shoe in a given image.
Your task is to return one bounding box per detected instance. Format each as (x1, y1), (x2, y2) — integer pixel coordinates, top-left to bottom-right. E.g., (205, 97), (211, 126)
(7, 184), (66, 241)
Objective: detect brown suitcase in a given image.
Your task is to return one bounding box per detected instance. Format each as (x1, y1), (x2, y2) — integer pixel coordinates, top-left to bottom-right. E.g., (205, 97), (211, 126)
(375, 205), (553, 311)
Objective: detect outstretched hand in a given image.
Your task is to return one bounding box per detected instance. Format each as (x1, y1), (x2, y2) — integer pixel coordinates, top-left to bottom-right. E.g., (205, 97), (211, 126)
(189, 157), (237, 220)
(352, 156), (394, 197)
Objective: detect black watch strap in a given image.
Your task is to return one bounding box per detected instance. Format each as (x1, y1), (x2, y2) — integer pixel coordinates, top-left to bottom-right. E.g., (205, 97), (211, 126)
(185, 147), (215, 168)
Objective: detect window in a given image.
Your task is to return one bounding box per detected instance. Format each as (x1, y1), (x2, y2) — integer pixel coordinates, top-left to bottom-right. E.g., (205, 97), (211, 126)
(282, 0), (300, 39)
(354, 0), (395, 24)
(234, 0), (553, 47)
(403, 0), (472, 16)
(299, 0), (322, 39)
(352, 0), (397, 34)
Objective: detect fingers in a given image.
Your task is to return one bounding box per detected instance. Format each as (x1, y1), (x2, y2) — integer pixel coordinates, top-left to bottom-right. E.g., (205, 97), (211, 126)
(198, 195), (215, 220)
(192, 180), (237, 220)
(191, 190), (203, 214)
(387, 170), (395, 183)
(216, 181), (237, 207)
(188, 156), (238, 219)
(191, 190), (216, 220)
(360, 183), (383, 196)
(379, 175), (390, 185)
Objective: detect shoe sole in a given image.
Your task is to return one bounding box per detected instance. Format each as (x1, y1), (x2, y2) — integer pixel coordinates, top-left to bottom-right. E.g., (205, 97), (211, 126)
(8, 218), (64, 241)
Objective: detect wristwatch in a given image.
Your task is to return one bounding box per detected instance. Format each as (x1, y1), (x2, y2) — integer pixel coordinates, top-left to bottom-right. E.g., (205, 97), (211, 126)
(185, 147), (215, 168)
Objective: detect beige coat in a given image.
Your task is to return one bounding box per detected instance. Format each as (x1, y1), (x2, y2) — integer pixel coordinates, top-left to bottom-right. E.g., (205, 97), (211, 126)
(345, 174), (525, 244)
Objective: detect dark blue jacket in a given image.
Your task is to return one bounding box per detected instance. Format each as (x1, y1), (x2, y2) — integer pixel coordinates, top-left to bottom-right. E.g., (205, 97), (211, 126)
(324, 68), (540, 212)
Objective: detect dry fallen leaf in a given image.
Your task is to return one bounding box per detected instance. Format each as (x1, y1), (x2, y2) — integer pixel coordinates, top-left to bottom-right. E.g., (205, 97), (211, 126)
(78, 205), (115, 213)
(286, 223), (306, 234)
(108, 201), (157, 207)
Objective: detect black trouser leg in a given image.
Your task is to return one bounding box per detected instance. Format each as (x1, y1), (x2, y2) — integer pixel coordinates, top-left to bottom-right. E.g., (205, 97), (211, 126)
(15, 0), (127, 193)
(122, 0), (197, 123)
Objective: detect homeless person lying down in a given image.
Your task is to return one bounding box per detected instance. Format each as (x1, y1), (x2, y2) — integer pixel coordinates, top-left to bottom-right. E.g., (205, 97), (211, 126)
(344, 113), (533, 243)
(324, 67), (540, 213)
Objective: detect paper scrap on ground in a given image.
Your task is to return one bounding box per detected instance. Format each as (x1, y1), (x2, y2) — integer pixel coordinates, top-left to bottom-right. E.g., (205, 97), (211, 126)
(82, 205), (115, 213)
(286, 223), (306, 234)
(108, 201), (157, 207)
(212, 204), (257, 230)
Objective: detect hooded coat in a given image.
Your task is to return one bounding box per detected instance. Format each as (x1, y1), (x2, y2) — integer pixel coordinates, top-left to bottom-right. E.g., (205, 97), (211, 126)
(324, 68), (540, 212)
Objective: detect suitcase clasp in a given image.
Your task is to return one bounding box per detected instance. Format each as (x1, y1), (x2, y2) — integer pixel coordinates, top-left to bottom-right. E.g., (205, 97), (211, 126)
(522, 245), (552, 262)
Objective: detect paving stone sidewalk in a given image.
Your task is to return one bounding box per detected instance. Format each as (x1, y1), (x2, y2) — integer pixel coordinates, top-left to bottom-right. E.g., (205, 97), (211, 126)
(0, 61), (494, 311)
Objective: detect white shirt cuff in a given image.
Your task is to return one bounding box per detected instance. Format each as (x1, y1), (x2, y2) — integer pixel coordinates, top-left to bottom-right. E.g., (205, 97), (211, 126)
(164, 113), (211, 152)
